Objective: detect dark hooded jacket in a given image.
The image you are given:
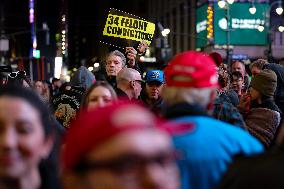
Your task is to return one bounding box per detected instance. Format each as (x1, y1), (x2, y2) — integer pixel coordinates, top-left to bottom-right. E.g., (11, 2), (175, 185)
(70, 66), (96, 90)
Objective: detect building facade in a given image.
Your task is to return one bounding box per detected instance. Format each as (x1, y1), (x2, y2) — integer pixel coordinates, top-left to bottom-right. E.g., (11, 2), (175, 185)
(148, 0), (196, 56)
(148, 0), (284, 62)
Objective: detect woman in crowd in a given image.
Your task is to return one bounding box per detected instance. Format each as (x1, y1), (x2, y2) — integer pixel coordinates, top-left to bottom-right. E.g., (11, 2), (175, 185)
(80, 81), (117, 111)
(0, 85), (60, 189)
(238, 69), (281, 148)
(34, 80), (50, 103)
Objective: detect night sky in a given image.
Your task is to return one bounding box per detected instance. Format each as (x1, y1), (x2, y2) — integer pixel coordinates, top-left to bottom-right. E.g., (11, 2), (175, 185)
(67, 0), (148, 68)
(2, 0), (147, 68)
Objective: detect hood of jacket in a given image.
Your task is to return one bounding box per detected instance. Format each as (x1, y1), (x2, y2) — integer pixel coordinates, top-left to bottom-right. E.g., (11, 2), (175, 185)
(70, 66), (96, 89)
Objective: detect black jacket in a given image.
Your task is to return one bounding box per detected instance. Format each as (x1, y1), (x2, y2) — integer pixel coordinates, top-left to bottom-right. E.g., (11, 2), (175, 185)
(140, 95), (165, 115)
(163, 103), (209, 119)
(267, 63), (284, 101)
(218, 143), (284, 189)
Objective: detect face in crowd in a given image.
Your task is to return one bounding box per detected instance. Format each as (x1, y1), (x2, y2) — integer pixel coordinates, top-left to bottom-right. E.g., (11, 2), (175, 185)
(250, 66), (261, 77)
(62, 102), (180, 189)
(106, 54), (124, 77)
(34, 81), (44, 95)
(132, 72), (143, 100)
(77, 130), (178, 189)
(87, 86), (113, 110)
(53, 79), (62, 89)
(231, 61), (245, 76)
(249, 87), (261, 101)
(0, 86), (53, 184)
(145, 81), (164, 101)
(231, 72), (244, 94)
(83, 81), (118, 111)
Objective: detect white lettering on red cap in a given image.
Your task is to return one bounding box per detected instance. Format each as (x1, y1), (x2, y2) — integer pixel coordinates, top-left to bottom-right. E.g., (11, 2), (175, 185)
(173, 65), (195, 73)
(210, 75), (218, 85)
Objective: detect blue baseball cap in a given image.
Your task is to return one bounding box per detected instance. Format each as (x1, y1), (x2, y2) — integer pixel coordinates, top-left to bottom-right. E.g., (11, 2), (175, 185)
(145, 70), (165, 83)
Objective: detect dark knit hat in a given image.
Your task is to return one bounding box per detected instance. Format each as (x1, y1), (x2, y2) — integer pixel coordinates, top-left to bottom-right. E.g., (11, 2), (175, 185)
(251, 69), (277, 97)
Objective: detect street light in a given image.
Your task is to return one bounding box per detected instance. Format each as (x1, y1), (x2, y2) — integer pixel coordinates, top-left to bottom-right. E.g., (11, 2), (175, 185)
(218, 0), (233, 65)
(257, 25), (265, 32)
(279, 25), (284, 32)
(276, 6), (283, 15)
(249, 1), (283, 15)
(227, 0), (234, 5)
(276, 1), (283, 15)
(218, 0), (226, 8)
(249, 3), (257, 14)
(161, 28), (170, 37)
(254, 1), (284, 61)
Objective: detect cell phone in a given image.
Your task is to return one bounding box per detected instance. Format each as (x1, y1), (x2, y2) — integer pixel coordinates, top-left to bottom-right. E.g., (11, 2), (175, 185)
(0, 66), (12, 73)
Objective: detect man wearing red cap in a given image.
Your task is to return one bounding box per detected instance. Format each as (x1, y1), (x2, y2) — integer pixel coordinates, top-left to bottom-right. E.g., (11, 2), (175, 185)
(61, 101), (180, 189)
(162, 51), (264, 189)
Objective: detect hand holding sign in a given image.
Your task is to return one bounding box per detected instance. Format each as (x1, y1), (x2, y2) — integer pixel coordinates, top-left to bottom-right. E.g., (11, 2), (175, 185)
(125, 47), (137, 68)
(137, 40), (148, 56)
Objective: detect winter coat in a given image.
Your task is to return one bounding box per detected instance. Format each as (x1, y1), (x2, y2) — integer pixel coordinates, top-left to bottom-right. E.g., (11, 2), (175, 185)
(140, 93), (165, 115)
(245, 108), (281, 148)
(213, 91), (246, 129)
(163, 103), (264, 189)
(267, 63), (284, 102)
(218, 143), (284, 189)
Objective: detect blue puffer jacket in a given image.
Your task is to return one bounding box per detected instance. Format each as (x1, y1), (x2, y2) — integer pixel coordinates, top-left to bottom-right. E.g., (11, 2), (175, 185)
(164, 103), (264, 189)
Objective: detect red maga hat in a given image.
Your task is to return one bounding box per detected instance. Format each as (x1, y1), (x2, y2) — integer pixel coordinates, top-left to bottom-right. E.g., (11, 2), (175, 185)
(61, 100), (167, 171)
(164, 51), (218, 88)
(209, 52), (223, 67)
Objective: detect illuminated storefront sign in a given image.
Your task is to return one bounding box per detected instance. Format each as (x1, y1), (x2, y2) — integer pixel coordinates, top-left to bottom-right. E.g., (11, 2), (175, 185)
(196, 2), (269, 48)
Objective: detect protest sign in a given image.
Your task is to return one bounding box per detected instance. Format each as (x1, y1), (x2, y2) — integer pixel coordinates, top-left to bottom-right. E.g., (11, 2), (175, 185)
(100, 8), (155, 49)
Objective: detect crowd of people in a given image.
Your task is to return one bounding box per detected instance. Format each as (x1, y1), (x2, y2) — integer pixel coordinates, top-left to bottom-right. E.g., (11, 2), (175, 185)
(0, 41), (284, 189)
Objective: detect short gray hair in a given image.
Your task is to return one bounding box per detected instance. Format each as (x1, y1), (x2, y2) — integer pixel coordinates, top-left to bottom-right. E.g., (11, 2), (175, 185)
(106, 50), (127, 67)
(162, 86), (214, 108)
(116, 68), (140, 83)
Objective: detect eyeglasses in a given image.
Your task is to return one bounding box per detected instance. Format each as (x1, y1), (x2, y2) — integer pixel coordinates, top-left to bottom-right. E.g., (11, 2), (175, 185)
(134, 80), (143, 85)
(8, 71), (26, 79)
(130, 80), (143, 85)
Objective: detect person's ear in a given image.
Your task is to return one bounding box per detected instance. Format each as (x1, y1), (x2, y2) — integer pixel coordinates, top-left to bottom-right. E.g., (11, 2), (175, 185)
(129, 80), (135, 88)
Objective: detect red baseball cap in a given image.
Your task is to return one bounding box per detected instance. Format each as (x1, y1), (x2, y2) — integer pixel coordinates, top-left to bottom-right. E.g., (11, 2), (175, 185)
(61, 100), (167, 171)
(209, 52), (223, 67)
(164, 51), (218, 88)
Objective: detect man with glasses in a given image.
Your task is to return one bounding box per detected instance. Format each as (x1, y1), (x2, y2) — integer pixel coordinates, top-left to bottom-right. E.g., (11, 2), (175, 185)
(141, 70), (165, 115)
(61, 101), (180, 189)
(230, 71), (245, 98)
(116, 68), (142, 100)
